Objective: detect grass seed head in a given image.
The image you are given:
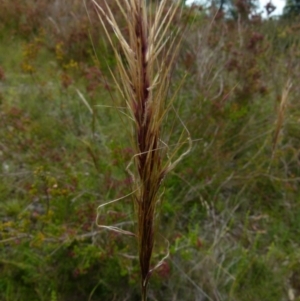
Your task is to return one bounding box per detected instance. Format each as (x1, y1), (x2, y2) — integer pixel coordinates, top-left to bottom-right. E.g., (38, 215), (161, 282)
(93, 0), (191, 299)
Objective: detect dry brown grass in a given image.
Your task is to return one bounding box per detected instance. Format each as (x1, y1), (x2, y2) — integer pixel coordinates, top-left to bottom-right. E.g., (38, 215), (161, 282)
(272, 78), (292, 153)
(93, 0), (191, 300)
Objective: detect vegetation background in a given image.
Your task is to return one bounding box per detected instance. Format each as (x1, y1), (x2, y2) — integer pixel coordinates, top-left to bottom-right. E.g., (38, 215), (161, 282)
(1, 0), (300, 300)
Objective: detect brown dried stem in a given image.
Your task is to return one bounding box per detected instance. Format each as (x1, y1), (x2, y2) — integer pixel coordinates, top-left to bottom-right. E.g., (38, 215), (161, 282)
(92, 1), (191, 299)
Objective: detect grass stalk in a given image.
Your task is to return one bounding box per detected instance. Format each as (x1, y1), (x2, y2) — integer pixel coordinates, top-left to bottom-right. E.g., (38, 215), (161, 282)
(269, 78), (292, 171)
(92, 0), (191, 299)
(272, 79), (292, 153)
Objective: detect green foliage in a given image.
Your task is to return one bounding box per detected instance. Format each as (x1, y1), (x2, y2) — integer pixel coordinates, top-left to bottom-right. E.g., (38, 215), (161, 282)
(284, 0), (300, 16)
(1, 1), (300, 300)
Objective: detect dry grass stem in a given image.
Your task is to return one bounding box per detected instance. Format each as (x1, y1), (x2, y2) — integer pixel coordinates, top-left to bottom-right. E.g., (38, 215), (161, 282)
(92, 0), (191, 299)
(272, 79), (292, 153)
